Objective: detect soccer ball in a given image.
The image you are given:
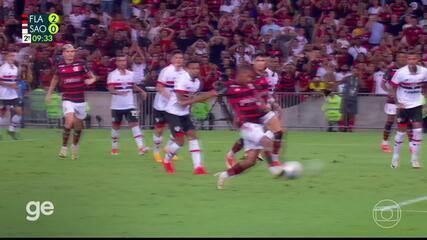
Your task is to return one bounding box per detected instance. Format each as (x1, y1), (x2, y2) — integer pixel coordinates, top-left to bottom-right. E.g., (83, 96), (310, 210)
(282, 161), (303, 179)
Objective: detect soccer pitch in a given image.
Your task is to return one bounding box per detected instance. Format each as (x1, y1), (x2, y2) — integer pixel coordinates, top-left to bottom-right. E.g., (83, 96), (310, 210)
(0, 129), (426, 237)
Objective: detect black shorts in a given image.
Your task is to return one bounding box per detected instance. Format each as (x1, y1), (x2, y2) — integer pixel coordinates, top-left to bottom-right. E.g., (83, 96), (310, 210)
(165, 113), (195, 137)
(111, 108), (139, 124)
(0, 98), (22, 109)
(397, 106), (423, 125)
(153, 109), (167, 126)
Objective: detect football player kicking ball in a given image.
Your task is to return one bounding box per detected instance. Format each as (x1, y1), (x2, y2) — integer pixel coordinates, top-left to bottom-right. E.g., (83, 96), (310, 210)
(225, 53), (284, 174)
(152, 51), (185, 163)
(46, 44), (97, 160)
(0, 50), (22, 140)
(214, 65), (282, 189)
(162, 60), (209, 175)
(390, 52), (427, 169)
(107, 55), (149, 155)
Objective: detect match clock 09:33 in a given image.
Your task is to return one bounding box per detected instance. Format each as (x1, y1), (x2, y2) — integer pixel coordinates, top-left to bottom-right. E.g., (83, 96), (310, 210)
(27, 34), (54, 43)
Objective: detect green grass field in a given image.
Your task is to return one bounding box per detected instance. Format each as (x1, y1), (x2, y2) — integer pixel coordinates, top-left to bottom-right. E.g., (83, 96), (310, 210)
(0, 129), (426, 237)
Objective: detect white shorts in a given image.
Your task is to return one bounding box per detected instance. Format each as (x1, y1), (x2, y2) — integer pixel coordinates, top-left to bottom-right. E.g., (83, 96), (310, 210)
(260, 111), (276, 125)
(240, 122), (270, 151)
(384, 103), (397, 115)
(62, 101), (87, 120)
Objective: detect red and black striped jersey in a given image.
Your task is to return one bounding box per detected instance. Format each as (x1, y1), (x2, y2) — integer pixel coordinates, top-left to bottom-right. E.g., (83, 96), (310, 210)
(276, 71), (296, 92)
(223, 81), (268, 125)
(55, 60), (90, 103)
(253, 73), (271, 103)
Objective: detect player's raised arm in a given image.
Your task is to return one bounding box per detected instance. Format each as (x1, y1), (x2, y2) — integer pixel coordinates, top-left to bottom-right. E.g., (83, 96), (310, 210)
(177, 90), (218, 106)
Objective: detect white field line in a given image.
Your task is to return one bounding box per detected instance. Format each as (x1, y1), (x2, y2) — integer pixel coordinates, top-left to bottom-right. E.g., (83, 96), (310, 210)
(401, 210), (427, 213)
(375, 196), (427, 211)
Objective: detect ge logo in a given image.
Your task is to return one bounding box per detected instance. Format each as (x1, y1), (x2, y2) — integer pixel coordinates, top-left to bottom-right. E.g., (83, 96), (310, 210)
(174, 126), (181, 132)
(372, 199), (401, 229)
(26, 201), (54, 222)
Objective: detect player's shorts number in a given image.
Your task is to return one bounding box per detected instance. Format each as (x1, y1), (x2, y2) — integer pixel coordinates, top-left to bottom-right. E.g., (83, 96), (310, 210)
(131, 110), (139, 117)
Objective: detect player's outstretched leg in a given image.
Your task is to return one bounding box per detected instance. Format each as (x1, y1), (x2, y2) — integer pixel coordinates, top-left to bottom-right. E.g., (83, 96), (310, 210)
(216, 149), (259, 190)
(410, 127), (423, 169)
(225, 138), (243, 168)
(263, 115), (284, 162)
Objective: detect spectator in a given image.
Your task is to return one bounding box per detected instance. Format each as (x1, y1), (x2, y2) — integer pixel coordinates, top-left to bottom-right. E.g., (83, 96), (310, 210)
(367, 14), (385, 46)
(348, 38), (368, 60)
(335, 69), (362, 132)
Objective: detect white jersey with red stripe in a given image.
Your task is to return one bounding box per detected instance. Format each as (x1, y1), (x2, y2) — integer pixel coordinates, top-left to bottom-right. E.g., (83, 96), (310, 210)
(165, 71), (201, 116)
(107, 68), (136, 110)
(391, 65), (427, 109)
(0, 63), (18, 100)
(153, 64), (186, 111)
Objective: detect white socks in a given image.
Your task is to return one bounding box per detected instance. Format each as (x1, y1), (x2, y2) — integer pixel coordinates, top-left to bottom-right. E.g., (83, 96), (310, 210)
(112, 127), (145, 150)
(411, 128), (423, 162)
(153, 134), (163, 153)
(9, 114), (21, 132)
(166, 135), (175, 150)
(111, 128), (119, 149)
(131, 126), (144, 149)
(164, 141), (181, 163)
(392, 131), (405, 161)
(189, 139), (202, 168)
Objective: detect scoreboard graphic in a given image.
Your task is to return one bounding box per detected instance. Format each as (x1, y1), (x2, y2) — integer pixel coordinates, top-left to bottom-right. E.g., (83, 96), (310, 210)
(22, 13), (60, 43)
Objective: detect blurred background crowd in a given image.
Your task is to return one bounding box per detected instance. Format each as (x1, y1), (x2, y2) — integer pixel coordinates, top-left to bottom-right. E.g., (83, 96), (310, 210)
(0, 0), (426, 94)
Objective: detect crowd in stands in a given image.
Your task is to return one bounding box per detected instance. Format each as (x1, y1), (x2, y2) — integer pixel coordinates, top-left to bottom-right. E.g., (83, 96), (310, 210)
(0, 0), (426, 94)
